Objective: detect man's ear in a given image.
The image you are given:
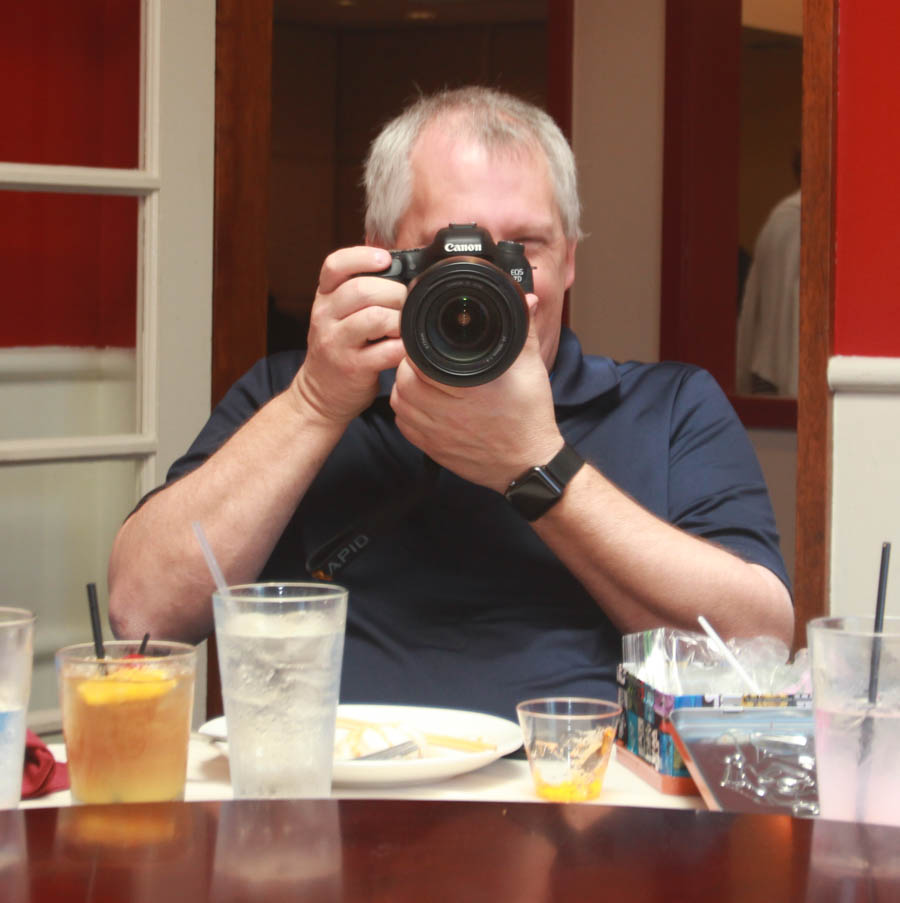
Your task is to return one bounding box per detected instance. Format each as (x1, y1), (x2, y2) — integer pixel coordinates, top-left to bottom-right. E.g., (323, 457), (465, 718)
(564, 240), (576, 291)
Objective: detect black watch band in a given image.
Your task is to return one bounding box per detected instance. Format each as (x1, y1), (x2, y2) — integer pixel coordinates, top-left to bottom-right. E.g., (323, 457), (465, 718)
(504, 443), (585, 522)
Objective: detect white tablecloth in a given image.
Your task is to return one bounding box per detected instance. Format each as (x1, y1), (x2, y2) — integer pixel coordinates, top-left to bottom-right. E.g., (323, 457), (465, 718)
(21, 738), (703, 811)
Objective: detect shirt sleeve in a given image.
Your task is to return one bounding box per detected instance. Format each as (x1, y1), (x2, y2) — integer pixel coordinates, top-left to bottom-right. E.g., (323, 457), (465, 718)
(131, 353), (303, 513)
(666, 367), (791, 595)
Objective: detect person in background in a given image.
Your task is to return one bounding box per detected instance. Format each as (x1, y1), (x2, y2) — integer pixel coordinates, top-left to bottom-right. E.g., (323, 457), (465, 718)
(736, 149), (802, 396)
(108, 86), (793, 720)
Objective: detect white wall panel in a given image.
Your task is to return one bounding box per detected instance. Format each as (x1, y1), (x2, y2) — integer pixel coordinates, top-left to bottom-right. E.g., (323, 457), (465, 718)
(829, 357), (900, 619)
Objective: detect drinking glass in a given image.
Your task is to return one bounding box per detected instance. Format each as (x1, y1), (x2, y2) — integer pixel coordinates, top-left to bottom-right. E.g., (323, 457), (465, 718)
(212, 582), (347, 799)
(57, 640), (197, 804)
(0, 608), (35, 809)
(517, 697), (621, 802)
(808, 615), (900, 826)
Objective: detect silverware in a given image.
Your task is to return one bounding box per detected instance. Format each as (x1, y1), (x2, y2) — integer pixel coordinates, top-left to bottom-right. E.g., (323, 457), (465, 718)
(354, 740), (420, 761)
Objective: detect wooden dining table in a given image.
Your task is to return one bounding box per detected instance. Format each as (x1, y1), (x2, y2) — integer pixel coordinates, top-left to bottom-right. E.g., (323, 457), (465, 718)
(5, 796), (900, 902)
(8, 734), (900, 901)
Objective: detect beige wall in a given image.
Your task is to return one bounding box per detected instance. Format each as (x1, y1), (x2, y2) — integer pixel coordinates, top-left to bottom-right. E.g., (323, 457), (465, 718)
(569, 0), (664, 367)
(738, 30), (802, 253)
(570, 0), (796, 584)
(743, 0), (802, 36)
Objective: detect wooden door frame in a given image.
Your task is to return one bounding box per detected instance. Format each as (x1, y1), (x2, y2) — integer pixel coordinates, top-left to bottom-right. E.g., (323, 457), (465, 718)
(659, 0), (834, 647)
(795, 0), (835, 644)
(207, 0), (273, 717)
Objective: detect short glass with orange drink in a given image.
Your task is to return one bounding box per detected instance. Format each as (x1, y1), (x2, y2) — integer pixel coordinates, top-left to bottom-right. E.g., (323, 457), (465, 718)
(56, 640), (196, 804)
(516, 697), (622, 802)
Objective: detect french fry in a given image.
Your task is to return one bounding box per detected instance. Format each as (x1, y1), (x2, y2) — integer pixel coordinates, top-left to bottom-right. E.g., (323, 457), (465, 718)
(421, 732), (496, 753)
(335, 718), (495, 754)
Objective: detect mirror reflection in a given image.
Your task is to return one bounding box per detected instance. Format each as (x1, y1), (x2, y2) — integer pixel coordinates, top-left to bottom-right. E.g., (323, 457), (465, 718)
(735, 23), (802, 399)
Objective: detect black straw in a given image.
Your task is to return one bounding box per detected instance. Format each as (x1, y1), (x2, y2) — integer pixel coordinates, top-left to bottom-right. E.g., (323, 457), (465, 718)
(867, 542), (891, 704)
(86, 582), (107, 676)
(138, 632), (150, 655)
(86, 582), (105, 660)
(856, 542), (891, 821)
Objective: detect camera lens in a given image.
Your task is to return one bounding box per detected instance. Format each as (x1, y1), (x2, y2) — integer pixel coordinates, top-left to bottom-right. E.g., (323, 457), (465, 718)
(435, 296), (494, 360)
(400, 258), (529, 387)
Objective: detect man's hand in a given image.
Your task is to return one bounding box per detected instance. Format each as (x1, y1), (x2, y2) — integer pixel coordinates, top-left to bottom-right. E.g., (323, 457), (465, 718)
(389, 296), (563, 493)
(293, 246), (407, 425)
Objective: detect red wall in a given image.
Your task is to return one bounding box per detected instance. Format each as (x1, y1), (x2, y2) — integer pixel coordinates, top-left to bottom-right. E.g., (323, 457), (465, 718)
(0, 1), (139, 349)
(833, 0), (900, 357)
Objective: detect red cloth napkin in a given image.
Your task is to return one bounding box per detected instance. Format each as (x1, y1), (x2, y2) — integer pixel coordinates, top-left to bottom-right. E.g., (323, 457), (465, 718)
(22, 729), (69, 798)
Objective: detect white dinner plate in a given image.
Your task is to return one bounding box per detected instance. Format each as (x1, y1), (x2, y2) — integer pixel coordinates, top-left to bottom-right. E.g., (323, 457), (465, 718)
(198, 703), (522, 787)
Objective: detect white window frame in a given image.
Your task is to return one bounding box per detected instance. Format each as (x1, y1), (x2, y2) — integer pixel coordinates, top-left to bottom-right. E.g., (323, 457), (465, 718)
(0, 0), (213, 493)
(0, 0), (215, 729)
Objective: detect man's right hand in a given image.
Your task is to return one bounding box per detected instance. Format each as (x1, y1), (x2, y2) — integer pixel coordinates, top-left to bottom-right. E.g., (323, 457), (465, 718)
(109, 246), (405, 644)
(292, 246), (407, 425)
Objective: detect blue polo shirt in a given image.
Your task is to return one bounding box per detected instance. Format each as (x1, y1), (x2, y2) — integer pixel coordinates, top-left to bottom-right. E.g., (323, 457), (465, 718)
(165, 328), (789, 721)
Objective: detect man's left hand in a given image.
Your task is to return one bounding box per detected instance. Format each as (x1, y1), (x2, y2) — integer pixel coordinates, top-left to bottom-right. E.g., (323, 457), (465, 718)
(389, 295), (563, 493)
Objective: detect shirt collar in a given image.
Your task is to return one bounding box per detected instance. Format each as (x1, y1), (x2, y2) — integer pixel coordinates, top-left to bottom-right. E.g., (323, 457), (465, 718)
(549, 326), (621, 406)
(376, 326), (621, 405)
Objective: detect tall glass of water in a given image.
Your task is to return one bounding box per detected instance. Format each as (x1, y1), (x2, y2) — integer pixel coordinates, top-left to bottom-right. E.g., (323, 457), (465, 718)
(0, 608), (35, 809)
(212, 583), (347, 799)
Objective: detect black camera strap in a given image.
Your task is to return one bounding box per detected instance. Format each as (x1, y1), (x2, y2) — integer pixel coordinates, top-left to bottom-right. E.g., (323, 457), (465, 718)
(306, 454), (440, 581)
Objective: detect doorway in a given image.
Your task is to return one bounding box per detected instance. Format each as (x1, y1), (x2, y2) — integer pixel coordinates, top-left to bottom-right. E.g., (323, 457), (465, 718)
(266, 2), (552, 354)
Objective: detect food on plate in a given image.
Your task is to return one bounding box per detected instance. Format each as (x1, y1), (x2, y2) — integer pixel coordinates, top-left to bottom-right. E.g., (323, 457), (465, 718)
(334, 716), (497, 760)
(334, 718), (425, 760)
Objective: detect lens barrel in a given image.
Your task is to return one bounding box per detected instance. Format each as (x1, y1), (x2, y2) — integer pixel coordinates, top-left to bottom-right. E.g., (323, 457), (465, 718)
(400, 257), (529, 387)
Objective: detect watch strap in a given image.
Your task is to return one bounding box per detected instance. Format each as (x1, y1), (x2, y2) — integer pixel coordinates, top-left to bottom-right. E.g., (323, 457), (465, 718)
(542, 442), (585, 488)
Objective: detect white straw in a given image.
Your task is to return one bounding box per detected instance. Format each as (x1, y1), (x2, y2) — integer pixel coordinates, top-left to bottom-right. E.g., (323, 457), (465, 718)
(697, 615), (762, 695)
(192, 521), (228, 593)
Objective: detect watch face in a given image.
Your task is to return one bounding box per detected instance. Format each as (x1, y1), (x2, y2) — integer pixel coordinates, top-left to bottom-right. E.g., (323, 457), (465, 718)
(505, 466), (562, 521)
(504, 445), (584, 521)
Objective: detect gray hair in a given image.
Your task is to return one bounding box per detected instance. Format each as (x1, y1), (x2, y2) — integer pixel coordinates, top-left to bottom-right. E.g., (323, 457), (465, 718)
(363, 86), (582, 246)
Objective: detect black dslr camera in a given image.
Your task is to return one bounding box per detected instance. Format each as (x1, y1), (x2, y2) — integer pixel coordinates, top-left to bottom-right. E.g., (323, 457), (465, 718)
(376, 224), (532, 387)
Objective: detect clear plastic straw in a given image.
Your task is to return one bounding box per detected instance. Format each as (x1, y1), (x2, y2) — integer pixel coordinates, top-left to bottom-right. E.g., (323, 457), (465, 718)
(697, 615), (762, 694)
(191, 521), (228, 593)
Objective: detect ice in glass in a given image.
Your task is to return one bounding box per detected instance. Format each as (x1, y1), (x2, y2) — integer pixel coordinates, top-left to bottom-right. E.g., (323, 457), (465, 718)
(213, 583), (347, 799)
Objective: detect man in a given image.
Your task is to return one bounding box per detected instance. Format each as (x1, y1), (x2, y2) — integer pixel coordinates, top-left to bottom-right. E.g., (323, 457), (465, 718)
(109, 87), (792, 720)
(735, 189), (801, 396)
(736, 148), (802, 397)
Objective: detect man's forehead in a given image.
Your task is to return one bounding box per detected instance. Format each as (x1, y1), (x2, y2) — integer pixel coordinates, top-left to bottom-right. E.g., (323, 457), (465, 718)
(413, 115), (543, 167)
(397, 117), (563, 244)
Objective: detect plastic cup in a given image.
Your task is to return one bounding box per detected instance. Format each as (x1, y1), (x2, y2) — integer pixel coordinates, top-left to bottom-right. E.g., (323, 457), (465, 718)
(808, 615), (900, 827)
(516, 697), (621, 802)
(0, 608), (35, 809)
(212, 582), (347, 799)
(56, 640), (197, 804)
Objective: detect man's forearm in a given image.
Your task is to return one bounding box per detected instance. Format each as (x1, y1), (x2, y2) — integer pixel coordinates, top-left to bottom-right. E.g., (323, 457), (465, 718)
(532, 465), (795, 644)
(107, 389), (345, 643)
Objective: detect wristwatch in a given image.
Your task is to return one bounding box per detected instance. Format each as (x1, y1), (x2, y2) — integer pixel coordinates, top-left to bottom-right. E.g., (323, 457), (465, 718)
(504, 443), (585, 522)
